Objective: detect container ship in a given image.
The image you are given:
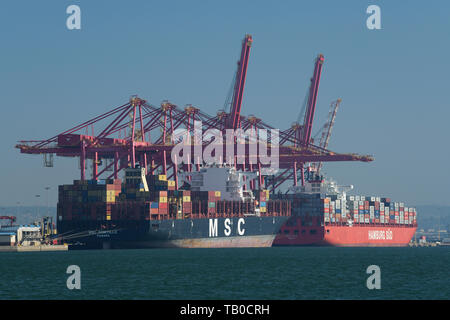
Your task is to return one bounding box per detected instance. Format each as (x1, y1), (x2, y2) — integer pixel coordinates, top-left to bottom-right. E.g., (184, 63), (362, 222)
(57, 166), (291, 249)
(272, 174), (417, 247)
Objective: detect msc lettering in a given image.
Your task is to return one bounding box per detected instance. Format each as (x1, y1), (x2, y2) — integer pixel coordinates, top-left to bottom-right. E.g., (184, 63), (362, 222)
(208, 218), (245, 237)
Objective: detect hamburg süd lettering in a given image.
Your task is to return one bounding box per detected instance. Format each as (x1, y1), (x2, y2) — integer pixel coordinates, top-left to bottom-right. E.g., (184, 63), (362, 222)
(368, 230), (393, 240)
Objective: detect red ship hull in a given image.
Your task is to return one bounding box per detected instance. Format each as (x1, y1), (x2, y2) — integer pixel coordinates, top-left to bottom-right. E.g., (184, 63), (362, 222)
(273, 217), (417, 247)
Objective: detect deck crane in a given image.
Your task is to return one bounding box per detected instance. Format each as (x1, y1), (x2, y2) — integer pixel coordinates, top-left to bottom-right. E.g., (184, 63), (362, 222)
(227, 34), (252, 130)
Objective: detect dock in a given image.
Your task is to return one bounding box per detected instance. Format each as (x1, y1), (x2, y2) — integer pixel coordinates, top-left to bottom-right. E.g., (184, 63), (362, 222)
(0, 245), (68, 252)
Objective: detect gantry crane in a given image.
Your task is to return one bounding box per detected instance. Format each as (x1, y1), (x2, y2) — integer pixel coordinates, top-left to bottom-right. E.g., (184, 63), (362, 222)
(15, 37), (373, 193)
(311, 98), (342, 175)
(272, 54), (326, 189)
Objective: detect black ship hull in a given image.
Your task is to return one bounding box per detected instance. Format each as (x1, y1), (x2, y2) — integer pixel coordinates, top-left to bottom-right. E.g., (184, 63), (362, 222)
(59, 216), (288, 249)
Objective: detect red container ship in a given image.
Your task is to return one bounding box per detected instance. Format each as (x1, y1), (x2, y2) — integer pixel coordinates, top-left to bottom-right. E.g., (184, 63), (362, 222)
(272, 174), (417, 247)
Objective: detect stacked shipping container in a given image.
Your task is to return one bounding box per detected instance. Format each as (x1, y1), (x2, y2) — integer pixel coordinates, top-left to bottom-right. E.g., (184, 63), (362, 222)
(58, 175), (290, 225)
(346, 196), (416, 226)
(271, 193), (417, 226)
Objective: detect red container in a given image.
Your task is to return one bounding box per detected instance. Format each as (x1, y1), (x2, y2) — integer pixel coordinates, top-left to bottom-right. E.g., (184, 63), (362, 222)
(182, 204), (192, 213)
(159, 203), (168, 209)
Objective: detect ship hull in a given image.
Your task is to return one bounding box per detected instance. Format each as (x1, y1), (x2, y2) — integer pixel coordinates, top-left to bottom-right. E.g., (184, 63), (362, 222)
(122, 235), (275, 248)
(273, 219), (417, 247)
(60, 216), (288, 249)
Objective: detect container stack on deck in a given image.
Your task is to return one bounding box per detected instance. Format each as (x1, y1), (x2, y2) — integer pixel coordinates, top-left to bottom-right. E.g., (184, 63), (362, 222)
(57, 179), (122, 222)
(271, 193), (416, 226)
(57, 173), (291, 229)
(346, 196), (416, 226)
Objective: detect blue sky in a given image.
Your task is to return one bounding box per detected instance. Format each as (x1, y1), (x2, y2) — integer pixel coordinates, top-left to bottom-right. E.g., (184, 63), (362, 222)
(0, 0), (449, 207)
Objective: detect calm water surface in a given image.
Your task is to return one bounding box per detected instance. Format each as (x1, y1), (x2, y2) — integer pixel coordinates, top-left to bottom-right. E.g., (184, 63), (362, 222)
(0, 247), (448, 299)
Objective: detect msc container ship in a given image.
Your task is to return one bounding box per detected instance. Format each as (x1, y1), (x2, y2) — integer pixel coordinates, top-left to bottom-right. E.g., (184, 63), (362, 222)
(272, 174), (417, 247)
(57, 166), (290, 249)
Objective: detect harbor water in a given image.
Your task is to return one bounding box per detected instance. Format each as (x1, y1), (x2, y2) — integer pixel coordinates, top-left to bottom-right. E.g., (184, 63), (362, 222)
(0, 247), (448, 300)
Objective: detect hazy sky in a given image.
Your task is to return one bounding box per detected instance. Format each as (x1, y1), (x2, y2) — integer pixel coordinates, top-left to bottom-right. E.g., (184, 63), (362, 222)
(0, 0), (449, 207)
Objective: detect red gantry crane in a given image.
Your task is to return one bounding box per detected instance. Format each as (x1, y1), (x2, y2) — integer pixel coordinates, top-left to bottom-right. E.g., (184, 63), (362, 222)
(272, 54), (329, 190)
(15, 36), (373, 193)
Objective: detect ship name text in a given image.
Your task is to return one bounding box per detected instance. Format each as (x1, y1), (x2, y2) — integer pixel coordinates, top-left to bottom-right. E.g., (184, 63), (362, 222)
(209, 218), (245, 237)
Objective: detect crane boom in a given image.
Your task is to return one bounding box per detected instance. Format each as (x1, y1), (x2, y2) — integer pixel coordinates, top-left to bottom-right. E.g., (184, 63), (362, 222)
(301, 54), (324, 146)
(228, 34), (252, 129)
(315, 98), (341, 174)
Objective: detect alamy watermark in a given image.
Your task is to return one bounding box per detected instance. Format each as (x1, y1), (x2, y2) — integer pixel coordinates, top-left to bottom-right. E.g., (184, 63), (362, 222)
(66, 5), (81, 30)
(366, 5), (381, 30)
(366, 265), (381, 289)
(170, 120), (279, 172)
(66, 265), (81, 290)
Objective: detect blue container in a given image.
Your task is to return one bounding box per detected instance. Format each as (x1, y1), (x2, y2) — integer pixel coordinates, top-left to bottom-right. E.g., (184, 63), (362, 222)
(260, 202), (266, 207)
(150, 202), (159, 209)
